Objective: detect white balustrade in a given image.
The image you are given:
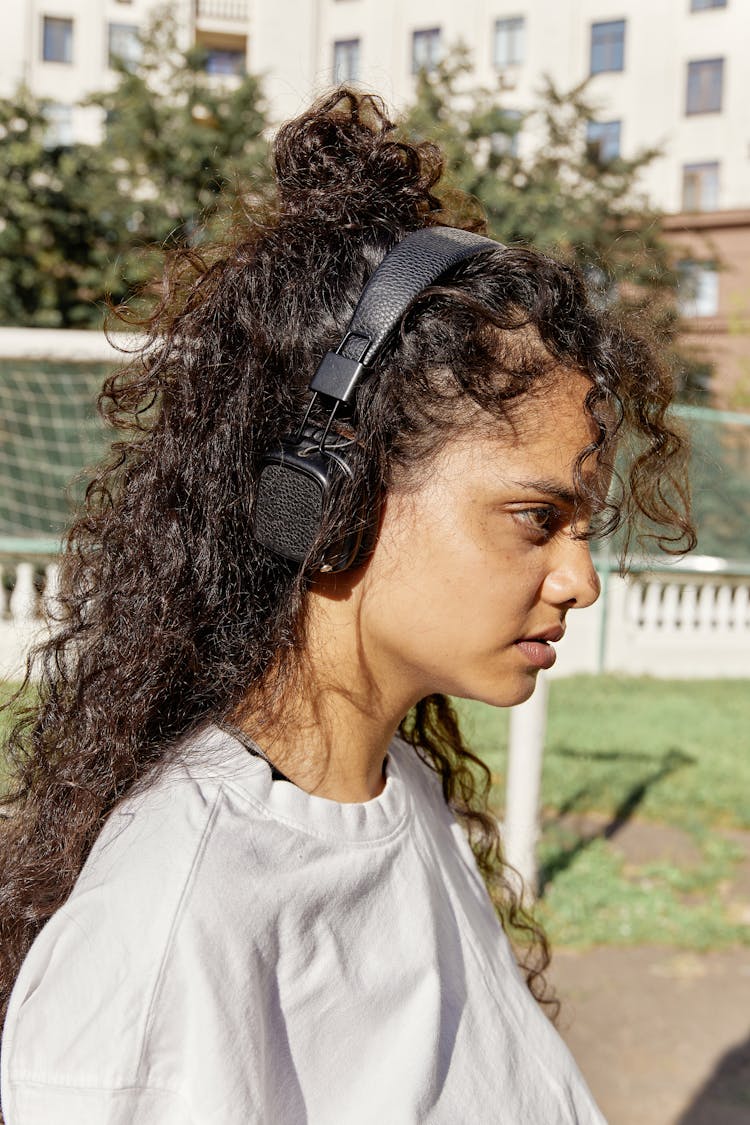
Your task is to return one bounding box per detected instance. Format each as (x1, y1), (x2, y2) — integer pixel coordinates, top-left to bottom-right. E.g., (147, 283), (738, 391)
(642, 580), (662, 630)
(551, 563), (750, 679)
(0, 560), (61, 680)
(681, 583), (698, 631)
(661, 582), (680, 633)
(8, 563), (37, 622)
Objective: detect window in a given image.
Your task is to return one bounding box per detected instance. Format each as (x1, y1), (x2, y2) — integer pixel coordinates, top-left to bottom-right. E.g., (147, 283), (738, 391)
(682, 162), (720, 211)
(677, 260), (719, 317)
(686, 58), (724, 113)
(691, 0), (727, 10)
(412, 28), (441, 75)
(586, 120), (621, 162)
(43, 103), (73, 148)
(42, 16), (73, 63)
(205, 48), (245, 75)
(590, 19), (625, 74)
(333, 38), (360, 83)
(493, 16), (525, 68)
(108, 23), (141, 71)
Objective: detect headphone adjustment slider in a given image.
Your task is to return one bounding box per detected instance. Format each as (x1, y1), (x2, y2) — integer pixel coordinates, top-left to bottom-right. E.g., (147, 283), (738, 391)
(310, 351), (368, 405)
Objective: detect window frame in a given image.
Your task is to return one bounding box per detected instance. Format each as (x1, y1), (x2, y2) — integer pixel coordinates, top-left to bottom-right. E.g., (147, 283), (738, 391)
(43, 102), (74, 148)
(332, 37), (361, 84)
(42, 15), (74, 64)
(411, 27), (442, 75)
(493, 15), (525, 69)
(682, 161), (720, 211)
(677, 259), (720, 318)
(107, 21), (141, 71)
(586, 119), (622, 162)
(489, 109), (523, 158)
(203, 46), (246, 76)
(685, 58), (724, 115)
(589, 18), (626, 75)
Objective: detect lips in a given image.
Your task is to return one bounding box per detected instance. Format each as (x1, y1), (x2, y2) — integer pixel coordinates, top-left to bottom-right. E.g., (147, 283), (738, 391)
(519, 625), (565, 644)
(514, 625), (565, 669)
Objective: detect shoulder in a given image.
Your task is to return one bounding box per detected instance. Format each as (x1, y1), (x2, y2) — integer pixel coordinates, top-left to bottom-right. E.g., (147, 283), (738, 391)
(2, 724), (262, 1091)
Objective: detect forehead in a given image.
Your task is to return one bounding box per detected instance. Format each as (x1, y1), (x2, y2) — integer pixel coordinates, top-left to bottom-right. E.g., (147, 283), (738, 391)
(457, 370), (601, 485)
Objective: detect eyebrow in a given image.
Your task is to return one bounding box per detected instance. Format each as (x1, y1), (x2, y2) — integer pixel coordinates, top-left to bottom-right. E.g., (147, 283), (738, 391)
(507, 477), (579, 507)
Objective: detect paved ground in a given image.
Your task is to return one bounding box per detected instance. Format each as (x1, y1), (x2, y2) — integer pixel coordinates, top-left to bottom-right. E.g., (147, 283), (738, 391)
(551, 946), (750, 1125)
(547, 820), (750, 1125)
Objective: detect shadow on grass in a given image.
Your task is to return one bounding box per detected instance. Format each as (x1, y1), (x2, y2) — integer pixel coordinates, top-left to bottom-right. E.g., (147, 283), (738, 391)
(539, 747), (695, 895)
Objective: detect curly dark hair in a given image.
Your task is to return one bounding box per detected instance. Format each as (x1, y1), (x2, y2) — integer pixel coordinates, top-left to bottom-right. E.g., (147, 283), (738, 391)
(0, 89), (695, 1029)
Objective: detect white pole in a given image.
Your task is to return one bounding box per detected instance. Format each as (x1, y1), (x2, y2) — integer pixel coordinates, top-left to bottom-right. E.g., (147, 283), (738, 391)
(9, 563), (38, 623)
(503, 674), (550, 904)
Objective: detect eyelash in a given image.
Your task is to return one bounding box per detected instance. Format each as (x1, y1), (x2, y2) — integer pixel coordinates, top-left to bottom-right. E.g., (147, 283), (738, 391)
(514, 506), (562, 539)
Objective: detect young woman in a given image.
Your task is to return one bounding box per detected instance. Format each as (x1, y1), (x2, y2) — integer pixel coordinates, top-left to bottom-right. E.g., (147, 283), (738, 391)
(0, 90), (693, 1123)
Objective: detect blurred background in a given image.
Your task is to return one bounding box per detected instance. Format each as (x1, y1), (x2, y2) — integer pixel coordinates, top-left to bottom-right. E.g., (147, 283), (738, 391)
(0, 2), (749, 1122)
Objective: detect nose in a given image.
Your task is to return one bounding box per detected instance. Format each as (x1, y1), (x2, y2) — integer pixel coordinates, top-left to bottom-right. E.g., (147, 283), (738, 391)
(542, 536), (601, 610)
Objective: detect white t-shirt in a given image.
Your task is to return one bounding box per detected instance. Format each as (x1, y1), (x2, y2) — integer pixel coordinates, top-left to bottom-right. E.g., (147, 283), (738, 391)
(1, 724), (607, 1124)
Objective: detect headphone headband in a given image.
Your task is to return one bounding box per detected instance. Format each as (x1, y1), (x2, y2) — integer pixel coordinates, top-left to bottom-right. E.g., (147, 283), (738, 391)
(309, 227), (500, 405)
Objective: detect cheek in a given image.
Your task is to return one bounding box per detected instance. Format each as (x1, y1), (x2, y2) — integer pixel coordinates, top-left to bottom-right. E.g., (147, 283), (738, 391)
(364, 505), (535, 657)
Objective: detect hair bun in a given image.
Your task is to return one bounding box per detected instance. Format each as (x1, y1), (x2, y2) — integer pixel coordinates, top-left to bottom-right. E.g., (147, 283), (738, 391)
(272, 88), (443, 231)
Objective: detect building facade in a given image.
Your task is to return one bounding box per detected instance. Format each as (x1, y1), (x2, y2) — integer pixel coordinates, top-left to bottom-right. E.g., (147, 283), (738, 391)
(2, 0), (749, 404)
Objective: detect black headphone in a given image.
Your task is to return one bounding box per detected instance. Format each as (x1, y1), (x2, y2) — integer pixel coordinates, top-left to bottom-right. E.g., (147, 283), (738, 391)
(251, 226), (501, 573)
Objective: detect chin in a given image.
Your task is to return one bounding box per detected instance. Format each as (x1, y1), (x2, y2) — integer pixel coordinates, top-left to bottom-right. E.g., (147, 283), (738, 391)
(457, 670), (540, 710)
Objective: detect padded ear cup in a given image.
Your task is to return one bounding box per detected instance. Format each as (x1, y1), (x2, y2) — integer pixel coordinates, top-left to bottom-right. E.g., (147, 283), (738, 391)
(253, 425), (380, 573)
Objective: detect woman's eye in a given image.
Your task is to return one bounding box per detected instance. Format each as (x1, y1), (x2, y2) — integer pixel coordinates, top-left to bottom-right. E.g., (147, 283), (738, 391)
(515, 506), (560, 537)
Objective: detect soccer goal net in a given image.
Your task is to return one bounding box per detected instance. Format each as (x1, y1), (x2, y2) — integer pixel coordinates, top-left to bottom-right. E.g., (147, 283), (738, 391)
(0, 358), (113, 545)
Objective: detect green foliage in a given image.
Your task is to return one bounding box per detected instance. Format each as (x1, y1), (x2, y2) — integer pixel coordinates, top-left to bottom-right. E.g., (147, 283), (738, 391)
(84, 8), (270, 308)
(0, 680), (32, 795)
(0, 87), (110, 326)
(404, 50), (674, 288)
(402, 49), (684, 375)
(0, 6), (270, 327)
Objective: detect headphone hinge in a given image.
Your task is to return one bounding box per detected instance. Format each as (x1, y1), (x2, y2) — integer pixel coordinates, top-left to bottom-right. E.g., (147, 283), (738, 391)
(309, 331), (372, 404)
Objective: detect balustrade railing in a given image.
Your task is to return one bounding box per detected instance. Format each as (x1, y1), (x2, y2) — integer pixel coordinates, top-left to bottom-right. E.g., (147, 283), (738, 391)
(0, 562), (59, 623)
(552, 556), (750, 679)
(625, 572), (750, 633)
(0, 558), (60, 680)
(195, 0), (249, 20)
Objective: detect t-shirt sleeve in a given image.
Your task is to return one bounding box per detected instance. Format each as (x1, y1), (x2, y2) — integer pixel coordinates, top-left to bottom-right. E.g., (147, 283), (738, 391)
(4, 1080), (198, 1124)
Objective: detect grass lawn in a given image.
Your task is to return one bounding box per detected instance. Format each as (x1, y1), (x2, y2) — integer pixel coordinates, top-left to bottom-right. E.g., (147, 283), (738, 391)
(0, 681), (26, 793)
(457, 677), (750, 830)
(456, 676), (750, 950)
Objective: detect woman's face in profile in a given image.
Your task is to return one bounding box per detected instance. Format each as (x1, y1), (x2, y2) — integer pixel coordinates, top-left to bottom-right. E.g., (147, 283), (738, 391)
(354, 369), (605, 710)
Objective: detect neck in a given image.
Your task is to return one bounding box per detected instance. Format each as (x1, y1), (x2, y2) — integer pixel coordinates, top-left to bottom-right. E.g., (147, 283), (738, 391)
(235, 574), (421, 803)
